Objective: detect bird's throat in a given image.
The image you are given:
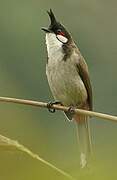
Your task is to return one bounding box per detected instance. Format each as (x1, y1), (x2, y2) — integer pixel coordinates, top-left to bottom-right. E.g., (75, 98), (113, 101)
(45, 33), (64, 61)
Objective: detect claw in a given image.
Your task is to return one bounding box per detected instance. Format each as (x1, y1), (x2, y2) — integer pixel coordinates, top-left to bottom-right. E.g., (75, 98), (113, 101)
(47, 102), (55, 113)
(47, 101), (62, 113)
(68, 106), (75, 115)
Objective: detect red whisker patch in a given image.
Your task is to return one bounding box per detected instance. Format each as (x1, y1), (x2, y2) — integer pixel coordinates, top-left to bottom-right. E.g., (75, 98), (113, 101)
(58, 31), (65, 36)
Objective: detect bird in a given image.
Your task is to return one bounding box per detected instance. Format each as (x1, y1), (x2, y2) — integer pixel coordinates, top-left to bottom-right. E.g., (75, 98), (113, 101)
(42, 9), (93, 168)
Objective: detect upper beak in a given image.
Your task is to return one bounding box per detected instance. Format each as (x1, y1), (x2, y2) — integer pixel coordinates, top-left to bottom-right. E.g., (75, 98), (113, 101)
(41, 27), (51, 33)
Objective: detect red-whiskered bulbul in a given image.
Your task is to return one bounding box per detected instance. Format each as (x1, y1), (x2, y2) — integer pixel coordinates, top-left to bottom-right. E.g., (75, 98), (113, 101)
(42, 9), (93, 168)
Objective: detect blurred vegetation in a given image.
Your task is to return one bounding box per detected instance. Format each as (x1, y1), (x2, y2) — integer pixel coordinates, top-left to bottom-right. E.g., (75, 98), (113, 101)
(0, 0), (117, 179)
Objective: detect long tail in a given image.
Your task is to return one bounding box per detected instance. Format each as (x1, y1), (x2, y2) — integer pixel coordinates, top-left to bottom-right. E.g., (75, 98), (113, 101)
(74, 115), (92, 168)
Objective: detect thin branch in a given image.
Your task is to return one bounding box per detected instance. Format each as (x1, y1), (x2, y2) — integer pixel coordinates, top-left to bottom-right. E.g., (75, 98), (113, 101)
(0, 134), (76, 180)
(0, 96), (116, 122)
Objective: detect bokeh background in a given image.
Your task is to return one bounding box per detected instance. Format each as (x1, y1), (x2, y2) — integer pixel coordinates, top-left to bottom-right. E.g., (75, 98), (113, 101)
(0, 0), (117, 179)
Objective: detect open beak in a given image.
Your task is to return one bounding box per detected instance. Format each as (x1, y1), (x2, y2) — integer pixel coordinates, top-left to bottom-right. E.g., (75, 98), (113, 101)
(41, 27), (51, 33)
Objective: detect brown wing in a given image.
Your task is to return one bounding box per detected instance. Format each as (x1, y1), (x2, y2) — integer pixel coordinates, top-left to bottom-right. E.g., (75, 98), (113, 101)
(76, 56), (93, 110)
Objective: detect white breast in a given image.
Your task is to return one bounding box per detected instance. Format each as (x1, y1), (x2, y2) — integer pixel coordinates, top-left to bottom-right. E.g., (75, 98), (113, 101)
(45, 33), (87, 106)
(45, 33), (64, 63)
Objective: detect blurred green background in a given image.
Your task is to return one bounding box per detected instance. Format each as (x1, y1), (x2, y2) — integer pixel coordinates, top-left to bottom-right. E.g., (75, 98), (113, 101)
(0, 0), (117, 179)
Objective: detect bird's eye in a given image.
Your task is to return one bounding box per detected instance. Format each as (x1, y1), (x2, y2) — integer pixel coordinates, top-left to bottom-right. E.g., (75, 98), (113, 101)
(57, 29), (65, 36)
(57, 29), (61, 33)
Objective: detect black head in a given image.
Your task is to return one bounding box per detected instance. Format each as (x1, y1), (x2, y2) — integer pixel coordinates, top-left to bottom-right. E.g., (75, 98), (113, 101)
(42, 9), (72, 43)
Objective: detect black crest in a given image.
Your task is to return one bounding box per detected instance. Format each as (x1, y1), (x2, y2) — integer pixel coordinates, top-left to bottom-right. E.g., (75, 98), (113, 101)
(41, 9), (72, 43)
(47, 9), (58, 28)
(47, 9), (71, 40)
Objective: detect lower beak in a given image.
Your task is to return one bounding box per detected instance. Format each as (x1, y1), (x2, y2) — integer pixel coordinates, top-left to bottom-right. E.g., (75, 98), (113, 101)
(41, 28), (51, 33)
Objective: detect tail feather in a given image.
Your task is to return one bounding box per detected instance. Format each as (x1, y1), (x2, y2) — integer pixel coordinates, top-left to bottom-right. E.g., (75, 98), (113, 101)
(74, 115), (92, 168)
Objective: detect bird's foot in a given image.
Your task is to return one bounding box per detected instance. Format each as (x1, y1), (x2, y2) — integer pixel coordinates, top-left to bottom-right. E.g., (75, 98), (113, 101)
(64, 106), (75, 121)
(68, 106), (75, 116)
(47, 101), (62, 113)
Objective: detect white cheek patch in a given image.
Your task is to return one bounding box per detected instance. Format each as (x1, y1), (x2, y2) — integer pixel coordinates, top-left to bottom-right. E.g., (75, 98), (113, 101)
(56, 35), (68, 43)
